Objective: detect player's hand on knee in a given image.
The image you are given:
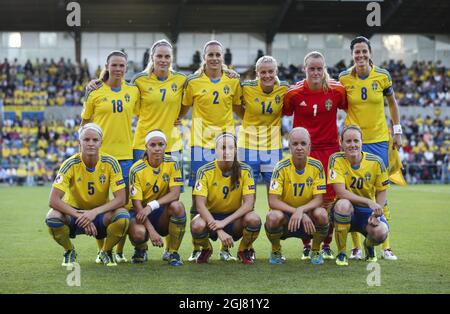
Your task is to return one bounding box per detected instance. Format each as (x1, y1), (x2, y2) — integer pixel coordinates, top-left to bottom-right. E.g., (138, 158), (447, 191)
(301, 214), (316, 235)
(136, 208), (150, 224)
(85, 223), (98, 237)
(288, 208), (303, 232)
(76, 210), (96, 229)
(213, 220), (226, 231)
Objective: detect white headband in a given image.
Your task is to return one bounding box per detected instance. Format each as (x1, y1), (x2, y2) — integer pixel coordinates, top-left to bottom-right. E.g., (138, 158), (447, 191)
(79, 123), (103, 139)
(145, 130), (167, 145)
(215, 133), (236, 144)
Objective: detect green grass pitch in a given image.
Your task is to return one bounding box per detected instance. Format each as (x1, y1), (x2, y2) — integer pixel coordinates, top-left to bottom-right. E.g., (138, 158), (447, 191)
(1, 184), (449, 294)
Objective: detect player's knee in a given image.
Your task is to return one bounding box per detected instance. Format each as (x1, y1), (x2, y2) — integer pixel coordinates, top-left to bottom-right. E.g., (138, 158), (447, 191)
(311, 207), (328, 225)
(168, 201), (186, 217)
(244, 211), (261, 227)
(190, 216), (206, 234)
(334, 199), (352, 215)
(129, 226), (147, 244)
(45, 216), (65, 228)
(265, 210), (283, 228)
(111, 209), (130, 223)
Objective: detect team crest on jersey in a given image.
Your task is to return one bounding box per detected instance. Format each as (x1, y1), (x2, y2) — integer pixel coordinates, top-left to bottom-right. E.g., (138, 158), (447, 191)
(364, 172), (372, 182)
(275, 95), (281, 104)
(325, 99), (333, 111)
(55, 174), (63, 184)
(371, 82), (378, 91)
(223, 85), (230, 95)
(99, 174), (106, 184)
(124, 93), (130, 103)
(270, 180), (279, 191)
(162, 173), (169, 182)
(306, 176), (313, 187)
(171, 83), (177, 92)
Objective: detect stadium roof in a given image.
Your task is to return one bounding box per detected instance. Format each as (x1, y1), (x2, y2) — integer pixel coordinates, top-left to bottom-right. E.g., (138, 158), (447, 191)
(1, 0), (449, 41)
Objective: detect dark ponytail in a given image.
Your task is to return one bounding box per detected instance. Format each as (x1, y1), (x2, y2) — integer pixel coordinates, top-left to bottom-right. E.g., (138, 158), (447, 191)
(216, 132), (241, 190)
(99, 50), (128, 82)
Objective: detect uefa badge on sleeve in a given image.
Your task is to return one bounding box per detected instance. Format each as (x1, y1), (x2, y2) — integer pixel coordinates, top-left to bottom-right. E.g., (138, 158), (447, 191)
(55, 174), (63, 184)
(195, 181), (202, 191)
(130, 186), (137, 197)
(330, 170), (337, 180)
(270, 180), (278, 191)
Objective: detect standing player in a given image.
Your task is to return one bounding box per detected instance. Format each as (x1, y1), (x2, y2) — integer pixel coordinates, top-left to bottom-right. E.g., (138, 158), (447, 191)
(339, 36), (401, 260)
(328, 125), (390, 266)
(179, 40), (242, 262)
(45, 123), (130, 267)
(283, 51), (347, 260)
(238, 56), (289, 188)
(266, 127), (329, 265)
(81, 50), (140, 263)
(128, 130), (186, 266)
(191, 133), (261, 264)
(130, 39), (186, 163)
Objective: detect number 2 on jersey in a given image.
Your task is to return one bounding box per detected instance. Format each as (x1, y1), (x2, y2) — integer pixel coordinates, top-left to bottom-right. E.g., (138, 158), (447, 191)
(212, 91), (220, 104)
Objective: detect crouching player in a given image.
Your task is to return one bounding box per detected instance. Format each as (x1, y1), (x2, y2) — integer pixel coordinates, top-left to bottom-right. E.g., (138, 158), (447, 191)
(266, 127), (329, 265)
(329, 125), (390, 266)
(128, 130), (186, 266)
(45, 123), (130, 267)
(191, 133), (261, 264)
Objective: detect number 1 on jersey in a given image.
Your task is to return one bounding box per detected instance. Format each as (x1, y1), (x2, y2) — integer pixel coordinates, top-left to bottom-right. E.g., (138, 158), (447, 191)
(313, 104), (318, 117)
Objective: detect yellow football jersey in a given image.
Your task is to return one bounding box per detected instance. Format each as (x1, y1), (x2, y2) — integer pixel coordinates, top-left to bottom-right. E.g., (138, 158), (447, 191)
(52, 152), (125, 210)
(193, 161), (255, 214)
(328, 152), (389, 201)
(269, 156), (326, 208)
(81, 81), (140, 160)
(238, 80), (289, 150)
(339, 66), (393, 143)
(129, 155), (184, 207)
(182, 72), (242, 149)
(131, 71), (187, 152)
